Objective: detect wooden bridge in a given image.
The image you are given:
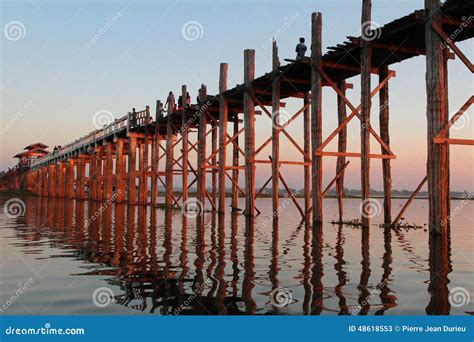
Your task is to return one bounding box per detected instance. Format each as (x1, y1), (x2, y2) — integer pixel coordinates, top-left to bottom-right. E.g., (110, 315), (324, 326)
(4, 0), (473, 233)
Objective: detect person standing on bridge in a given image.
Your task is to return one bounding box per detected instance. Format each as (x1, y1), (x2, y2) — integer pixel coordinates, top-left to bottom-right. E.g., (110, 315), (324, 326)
(295, 37), (307, 60)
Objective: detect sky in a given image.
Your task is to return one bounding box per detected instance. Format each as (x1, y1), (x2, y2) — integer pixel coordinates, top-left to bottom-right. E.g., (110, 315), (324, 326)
(1, 0), (473, 192)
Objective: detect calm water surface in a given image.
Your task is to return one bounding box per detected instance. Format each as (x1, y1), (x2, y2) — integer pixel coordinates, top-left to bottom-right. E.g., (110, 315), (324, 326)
(0, 195), (472, 315)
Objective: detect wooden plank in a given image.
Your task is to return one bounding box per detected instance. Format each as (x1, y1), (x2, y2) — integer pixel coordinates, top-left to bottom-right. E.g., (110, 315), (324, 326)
(311, 12), (323, 223)
(218, 63), (228, 214)
(244, 49), (256, 216)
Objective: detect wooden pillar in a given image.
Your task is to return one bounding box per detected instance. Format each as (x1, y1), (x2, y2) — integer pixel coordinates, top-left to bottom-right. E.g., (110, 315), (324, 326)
(77, 156), (86, 200)
(115, 139), (126, 203)
(271, 41), (281, 216)
(197, 85), (207, 208)
(96, 147), (104, 201)
(425, 0), (450, 234)
(42, 166), (48, 196)
(89, 152), (96, 200)
(379, 66), (392, 225)
(165, 93), (175, 208)
(243, 49), (256, 216)
(336, 81), (348, 222)
(360, 0), (372, 228)
(303, 92), (311, 219)
(57, 162), (65, 198)
(182, 86), (189, 208)
(142, 106), (150, 205)
(151, 101), (162, 206)
(311, 12), (323, 223)
(66, 159), (75, 199)
(128, 137), (137, 204)
(138, 142), (145, 204)
(48, 164), (55, 197)
(211, 121), (218, 209)
(104, 142), (114, 200)
(232, 116), (240, 211)
(218, 63), (228, 214)
(37, 169), (43, 196)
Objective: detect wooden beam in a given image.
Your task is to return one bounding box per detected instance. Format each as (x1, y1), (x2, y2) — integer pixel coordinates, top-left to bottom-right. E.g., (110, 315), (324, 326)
(425, 0), (450, 234)
(218, 63), (228, 214)
(392, 175), (428, 226)
(311, 12), (323, 223)
(360, 0), (372, 228)
(244, 49), (256, 216)
(379, 65), (392, 224)
(272, 40), (281, 217)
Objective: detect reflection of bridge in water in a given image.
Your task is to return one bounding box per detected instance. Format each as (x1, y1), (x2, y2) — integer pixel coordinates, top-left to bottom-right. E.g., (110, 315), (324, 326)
(14, 196), (453, 315)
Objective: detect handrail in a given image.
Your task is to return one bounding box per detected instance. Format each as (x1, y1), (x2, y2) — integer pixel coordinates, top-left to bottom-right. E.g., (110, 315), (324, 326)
(30, 110), (145, 169)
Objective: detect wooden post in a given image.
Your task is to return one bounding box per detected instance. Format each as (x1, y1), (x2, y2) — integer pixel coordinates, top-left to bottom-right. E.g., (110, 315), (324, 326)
(311, 12), (323, 223)
(211, 120), (218, 209)
(182, 85), (189, 208)
(128, 137), (137, 204)
(232, 116), (240, 211)
(425, 0), (450, 234)
(57, 163), (65, 198)
(271, 40), (281, 217)
(165, 92), (175, 208)
(151, 101), (162, 206)
(115, 139), (126, 203)
(66, 159), (75, 199)
(244, 49), (256, 216)
(379, 66), (392, 225)
(303, 92), (311, 220)
(138, 142), (145, 204)
(336, 81), (348, 222)
(77, 156), (86, 200)
(48, 164), (55, 197)
(104, 142), (114, 200)
(96, 147), (104, 201)
(218, 63), (228, 214)
(42, 167), (48, 196)
(197, 84), (208, 209)
(143, 105), (150, 205)
(360, 0), (372, 228)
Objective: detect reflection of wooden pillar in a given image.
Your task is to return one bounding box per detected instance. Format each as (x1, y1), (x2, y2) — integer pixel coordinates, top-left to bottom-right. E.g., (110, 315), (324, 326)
(303, 92), (311, 220)
(231, 116), (239, 211)
(379, 66), (392, 225)
(115, 139), (126, 203)
(243, 49), (256, 216)
(104, 142), (114, 200)
(360, 0), (372, 228)
(197, 85), (207, 208)
(128, 137), (137, 204)
(425, 0), (450, 234)
(66, 159), (75, 199)
(165, 94), (176, 208)
(311, 12), (323, 223)
(218, 63), (228, 214)
(271, 41), (280, 217)
(336, 81), (348, 222)
(181, 86), (189, 208)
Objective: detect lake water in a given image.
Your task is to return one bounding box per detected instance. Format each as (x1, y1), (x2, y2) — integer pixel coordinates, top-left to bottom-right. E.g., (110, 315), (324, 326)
(0, 195), (472, 315)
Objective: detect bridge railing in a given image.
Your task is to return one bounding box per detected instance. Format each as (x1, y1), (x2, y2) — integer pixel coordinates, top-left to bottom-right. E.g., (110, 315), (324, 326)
(30, 108), (147, 169)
